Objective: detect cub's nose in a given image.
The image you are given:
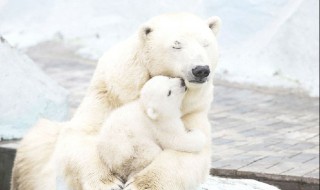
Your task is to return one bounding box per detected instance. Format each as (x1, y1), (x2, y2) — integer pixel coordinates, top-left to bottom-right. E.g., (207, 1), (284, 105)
(180, 78), (186, 87)
(192, 65), (210, 79)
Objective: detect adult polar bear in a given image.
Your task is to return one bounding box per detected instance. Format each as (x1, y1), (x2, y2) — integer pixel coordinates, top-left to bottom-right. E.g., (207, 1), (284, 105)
(11, 13), (221, 190)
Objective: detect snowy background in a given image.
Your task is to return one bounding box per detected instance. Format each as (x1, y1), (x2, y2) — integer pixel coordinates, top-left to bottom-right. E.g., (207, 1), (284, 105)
(0, 0), (319, 97)
(0, 39), (68, 139)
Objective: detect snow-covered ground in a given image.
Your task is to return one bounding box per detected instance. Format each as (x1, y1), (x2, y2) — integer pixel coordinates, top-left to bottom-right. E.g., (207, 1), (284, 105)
(0, 37), (68, 139)
(199, 176), (280, 190)
(0, 0), (319, 97)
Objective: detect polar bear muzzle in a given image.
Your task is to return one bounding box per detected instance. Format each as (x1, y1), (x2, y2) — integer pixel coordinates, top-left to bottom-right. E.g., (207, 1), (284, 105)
(190, 65), (210, 83)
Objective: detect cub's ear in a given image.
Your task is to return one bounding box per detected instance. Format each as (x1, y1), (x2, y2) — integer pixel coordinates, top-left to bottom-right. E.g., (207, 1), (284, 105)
(146, 107), (158, 120)
(207, 16), (222, 36)
(139, 25), (153, 40)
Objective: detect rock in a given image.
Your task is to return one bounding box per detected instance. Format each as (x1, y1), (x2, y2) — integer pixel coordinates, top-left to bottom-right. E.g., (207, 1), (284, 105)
(200, 176), (280, 190)
(0, 38), (68, 140)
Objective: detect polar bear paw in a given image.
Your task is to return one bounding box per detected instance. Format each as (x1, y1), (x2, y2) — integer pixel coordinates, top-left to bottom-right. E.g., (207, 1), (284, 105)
(188, 129), (207, 152)
(83, 177), (124, 190)
(123, 178), (139, 190)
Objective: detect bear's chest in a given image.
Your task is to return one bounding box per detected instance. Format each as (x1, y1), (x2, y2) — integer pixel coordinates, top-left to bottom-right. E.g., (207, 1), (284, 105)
(181, 84), (213, 115)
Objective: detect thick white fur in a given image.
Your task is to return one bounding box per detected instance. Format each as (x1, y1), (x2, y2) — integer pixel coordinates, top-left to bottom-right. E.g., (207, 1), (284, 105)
(11, 13), (221, 190)
(98, 76), (206, 182)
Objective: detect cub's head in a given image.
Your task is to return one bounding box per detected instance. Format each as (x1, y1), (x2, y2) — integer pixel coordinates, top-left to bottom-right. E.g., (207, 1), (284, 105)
(140, 76), (187, 120)
(140, 13), (221, 88)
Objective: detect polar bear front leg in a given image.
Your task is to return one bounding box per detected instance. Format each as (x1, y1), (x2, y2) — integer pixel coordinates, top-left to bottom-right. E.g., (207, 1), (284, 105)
(124, 113), (211, 190)
(79, 162), (124, 190)
(82, 175), (124, 190)
(123, 150), (210, 190)
(62, 150), (124, 190)
(56, 128), (124, 190)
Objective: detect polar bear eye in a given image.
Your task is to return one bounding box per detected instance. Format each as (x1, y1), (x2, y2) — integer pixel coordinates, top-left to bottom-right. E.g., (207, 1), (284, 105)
(172, 41), (182, 49)
(167, 90), (172, 96)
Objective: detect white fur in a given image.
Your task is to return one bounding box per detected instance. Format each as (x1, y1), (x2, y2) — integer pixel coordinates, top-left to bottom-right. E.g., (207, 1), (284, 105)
(98, 76), (206, 181)
(11, 12), (221, 190)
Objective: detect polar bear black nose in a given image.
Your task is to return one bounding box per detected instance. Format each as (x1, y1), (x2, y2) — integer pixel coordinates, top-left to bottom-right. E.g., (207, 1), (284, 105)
(192, 66), (210, 79)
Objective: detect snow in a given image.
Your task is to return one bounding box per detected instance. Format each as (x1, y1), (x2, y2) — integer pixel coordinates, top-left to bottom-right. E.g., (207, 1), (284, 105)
(0, 0), (318, 97)
(199, 176), (280, 190)
(209, 0), (319, 97)
(0, 38), (68, 140)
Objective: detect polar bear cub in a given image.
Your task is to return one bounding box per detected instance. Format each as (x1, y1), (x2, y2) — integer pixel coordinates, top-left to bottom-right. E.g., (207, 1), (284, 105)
(97, 76), (206, 181)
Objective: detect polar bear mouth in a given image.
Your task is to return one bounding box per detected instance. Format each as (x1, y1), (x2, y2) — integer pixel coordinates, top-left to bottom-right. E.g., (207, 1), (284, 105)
(189, 77), (208, 84)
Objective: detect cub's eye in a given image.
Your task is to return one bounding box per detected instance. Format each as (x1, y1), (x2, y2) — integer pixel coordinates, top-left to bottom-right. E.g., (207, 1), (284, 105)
(167, 90), (172, 96)
(172, 41), (182, 49)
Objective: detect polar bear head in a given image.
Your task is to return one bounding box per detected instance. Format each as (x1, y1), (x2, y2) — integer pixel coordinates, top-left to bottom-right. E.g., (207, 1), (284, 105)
(140, 76), (187, 120)
(140, 13), (221, 88)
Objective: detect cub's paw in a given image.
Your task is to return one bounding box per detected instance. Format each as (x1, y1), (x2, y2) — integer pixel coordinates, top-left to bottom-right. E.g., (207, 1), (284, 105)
(189, 129), (206, 151)
(190, 129), (206, 141)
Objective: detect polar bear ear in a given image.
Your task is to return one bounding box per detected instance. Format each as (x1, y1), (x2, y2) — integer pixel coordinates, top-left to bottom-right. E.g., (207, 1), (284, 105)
(207, 16), (222, 36)
(146, 107), (158, 120)
(140, 25), (153, 40)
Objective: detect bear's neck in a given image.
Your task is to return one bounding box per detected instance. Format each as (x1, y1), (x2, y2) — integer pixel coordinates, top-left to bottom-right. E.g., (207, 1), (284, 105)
(182, 82), (214, 115)
(70, 36), (150, 133)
